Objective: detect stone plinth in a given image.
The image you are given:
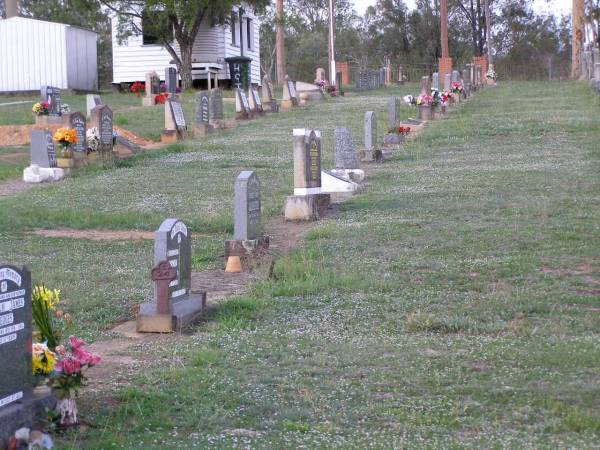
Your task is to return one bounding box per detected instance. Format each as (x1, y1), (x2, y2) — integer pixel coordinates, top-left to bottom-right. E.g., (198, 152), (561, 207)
(137, 292), (206, 333)
(284, 194), (330, 221)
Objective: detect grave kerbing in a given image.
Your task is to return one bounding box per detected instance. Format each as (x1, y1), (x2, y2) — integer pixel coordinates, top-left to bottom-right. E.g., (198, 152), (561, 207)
(137, 219), (206, 333)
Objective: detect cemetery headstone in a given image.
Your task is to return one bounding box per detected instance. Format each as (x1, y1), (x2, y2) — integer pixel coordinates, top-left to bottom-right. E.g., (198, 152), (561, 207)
(137, 219), (206, 332)
(162, 99), (186, 142)
(444, 73), (451, 92)
(451, 70), (460, 82)
(194, 91), (212, 136)
(432, 72), (439, 90)
(420, 76), (430, 94)
(86, 94), (101, 117)
(91, 105), (113, 152)
(388, 97), (398, 130)
(143, 71), (160, 106)
(248, 87), (264, 114)
(316, 67), (326, 82)
(364, 111), (377, 151)
(165, 67), (177, 95)
(261, 75), (279, 112)
(335, 127), (359, 170)
(41, 86), (61, 115)
(210, 89), (224, 122)
(235, 88), (252, 120)
(234, 171), (261, 241)
(30, 130), (56, 168)
(67, 112), (86, 155)
(285, 77), (299, 106)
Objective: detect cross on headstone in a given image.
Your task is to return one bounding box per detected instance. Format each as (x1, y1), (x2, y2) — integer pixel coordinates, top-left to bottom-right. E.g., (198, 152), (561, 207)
(30, 130), (56, 168)
(154, 219), (191, 303)
(234, 171), (262, 241)
(151, 261), (177, 315)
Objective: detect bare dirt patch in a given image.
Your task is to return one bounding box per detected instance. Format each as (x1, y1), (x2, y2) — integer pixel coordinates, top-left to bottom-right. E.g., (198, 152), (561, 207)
(0, 124), (61, 146)
(31, 228), (155, 241)
(0, 178), (35, 197)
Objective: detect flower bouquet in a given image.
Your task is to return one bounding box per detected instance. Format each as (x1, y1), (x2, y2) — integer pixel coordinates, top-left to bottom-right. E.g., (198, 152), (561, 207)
(155, 92), (169, 104)
(384, 125), (411, 146)
(53, 128), (78, 158)
(32, 101), (50, 116)
(32, 342), (56, 392)
(130, 81), (145, 97)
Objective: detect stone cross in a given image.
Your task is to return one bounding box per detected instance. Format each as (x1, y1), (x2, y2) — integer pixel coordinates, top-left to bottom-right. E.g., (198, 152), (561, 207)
(0, 265), (32, 421)
(91, 105), (113, 150)
(364, 111), (377, 150)
(151, 261), (177, 315)
(154, 219), (191, 304)
(196, 91), (210, 124)
(334, 127), (359, 170)
(388, 97), (398, 130)
(234, 171), (261, 241)
(293, 129), (322, 195)
(165, 67), (177, 95)
(432, 73), (439, 90)
(86, 94), (101, 117)
(41, 86), (61, 115)
(211, 89), (223, 121)
(30, 130), (56, 168)
(67, 112), (86, 154)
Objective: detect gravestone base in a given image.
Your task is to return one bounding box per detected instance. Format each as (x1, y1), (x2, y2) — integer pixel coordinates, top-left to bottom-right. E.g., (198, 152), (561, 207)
(280, 99), (293, 111)
(23, 165), (65, 183)
(267, 101), (280, 113)
(417, 105), (434, 121)
(235, 111), (253, 121)
(224, 236), (270, 259)
(330, 168), (365, 184)
(321, 170), (360, 203)
(161, 129), (179, 143)
(137, 292), (207, 333)
(0, 390), (56, 445)
(35, 115), (63, 126)
(142, 97), (156, 107)
(284, 194), (330, 221)
(383, 133), (405, 148)
(193, 123), (214, 137)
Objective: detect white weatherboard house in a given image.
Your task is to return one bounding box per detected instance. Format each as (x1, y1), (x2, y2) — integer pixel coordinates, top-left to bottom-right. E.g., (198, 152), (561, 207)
(0, 16), (98, 93)
(111, 6), (260, 86)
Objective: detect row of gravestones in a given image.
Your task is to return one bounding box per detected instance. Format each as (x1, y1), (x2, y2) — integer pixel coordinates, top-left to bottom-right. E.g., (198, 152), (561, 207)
(356, 69), (386, 90)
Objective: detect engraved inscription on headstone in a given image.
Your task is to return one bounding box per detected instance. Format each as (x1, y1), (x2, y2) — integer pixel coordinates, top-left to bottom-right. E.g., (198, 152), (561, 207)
(211, 89), (223, 120)
(154, 219), (191, 303)
(30, 130), (56, 168)
(165, 67), (177, 94)
(169, 100), (186, 129)
(68, 112), (86, 153)
(237, 88), (250, 113)
(196, 92), (210, 124)
(251, 88), (263, 111)
(99, 107), (113, 146)
(287, 79), (298, 105)
(234, 171), (261, 241)
(293, 129), (322, 191)
(0, 265), (32, 412)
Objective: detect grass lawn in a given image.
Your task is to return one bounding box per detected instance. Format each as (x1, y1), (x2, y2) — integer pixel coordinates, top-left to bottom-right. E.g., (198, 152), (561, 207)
(2, 81), (600, 448)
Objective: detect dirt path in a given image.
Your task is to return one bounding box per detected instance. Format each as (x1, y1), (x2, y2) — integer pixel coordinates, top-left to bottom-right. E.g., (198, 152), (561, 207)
(0, 178), (35, 197)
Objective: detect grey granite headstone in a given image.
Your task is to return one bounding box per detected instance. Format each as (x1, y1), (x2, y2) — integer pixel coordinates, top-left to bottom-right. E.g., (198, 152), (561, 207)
(420, 76), (430, 94)
(196, 92), (210, 124)
(234, 171), (261, 241)
(154, 219), (191, 303)
(287, 79), (298, 105)
(293, 129), (322, 191)
(169, 99), (187, 130)
(86, 94), (101, 117)
(364, 111), (377, 150)
(211, 89), (223, 120)
(236, 88), (250, 114)
(0, 265), (32, 416)
(388, 97), (398, 130)
(452, 70), (460, 82)
(67, 112), (86, 153)
(444, 73), (451, 91)
(40, 86), (61, 115)
(165, 67), (177, 94)
(334, 127), (359, 170)
(30, 130), (56, 168)
(251, 88), (263, 112)
(432, 72), (439, 90)
(91, 105), (113, 148)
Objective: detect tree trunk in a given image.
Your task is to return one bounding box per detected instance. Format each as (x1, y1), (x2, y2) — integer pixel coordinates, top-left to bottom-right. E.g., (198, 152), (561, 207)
(179, 43), (193, 90)
(276, 0), (286, 83)
(571, 0), (584, 78)
(469, 0), (479, 56)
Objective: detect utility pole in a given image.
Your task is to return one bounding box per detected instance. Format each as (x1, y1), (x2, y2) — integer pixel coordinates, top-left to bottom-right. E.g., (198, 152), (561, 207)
(572, 0), (584, 78)
(328, 0), (336, 86)
(275, 0), (286, 84)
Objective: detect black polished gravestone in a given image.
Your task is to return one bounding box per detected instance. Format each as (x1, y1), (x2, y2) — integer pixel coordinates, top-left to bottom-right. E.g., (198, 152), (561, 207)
(41, 86), (61, 115)
(137, 219), (206, 333)
(67, 112), (86, 154)
(0, 265), (54, 444)
(91, 105), (113, 152)
(165, 67), (177, 95)
(195, 92), (210, 124)
(30, 130), (56, 168)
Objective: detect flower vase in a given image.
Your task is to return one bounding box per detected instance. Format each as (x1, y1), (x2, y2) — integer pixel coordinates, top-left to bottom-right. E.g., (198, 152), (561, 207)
(417, 104), (433, 121)
(57, 396), (79, 427)
(60, 145), (73, 159)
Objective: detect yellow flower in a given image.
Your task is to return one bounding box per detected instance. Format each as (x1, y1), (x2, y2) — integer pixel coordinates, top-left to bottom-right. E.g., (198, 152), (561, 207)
(33, 285), (60, 310)
(32, 343), (56, 375)
(53, 128), (78, 145)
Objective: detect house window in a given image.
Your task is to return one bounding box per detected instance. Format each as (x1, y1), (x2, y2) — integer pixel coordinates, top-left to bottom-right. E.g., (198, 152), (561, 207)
(231, 12), (238, 46)
(142, 9), (173, 45)
(246, 18), (253, 50)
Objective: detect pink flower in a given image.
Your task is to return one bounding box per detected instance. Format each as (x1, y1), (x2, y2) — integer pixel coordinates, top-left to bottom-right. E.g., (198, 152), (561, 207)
(55, 345), (66, 356)
(57, 357), (81, 375)
(68, 335), (85, 350)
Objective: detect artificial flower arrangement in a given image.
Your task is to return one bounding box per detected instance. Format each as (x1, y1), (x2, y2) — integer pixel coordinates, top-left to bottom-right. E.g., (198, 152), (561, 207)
(61, 104), (71, 114)
(315, 79), (327, 89)
(451, 81), (463, 94)
(325, 84), (338, 97)
(486, 68), (497, 81)
(130, 81), (145, 96)
(53, 128), (78, 158)
(388, 125), (411, 135)
(86, 127), (100, 153)
(155, 92), (169, 104)
(32, 101), (50, 116)
(31, 285), (100, 428)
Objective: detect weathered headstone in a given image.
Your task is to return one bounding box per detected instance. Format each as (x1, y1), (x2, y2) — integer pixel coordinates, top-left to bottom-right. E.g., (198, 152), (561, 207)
(388, 97), (398, 130)
(91, 105), (113, 151)
(432, 72), (439, 90)
(444, 73), (451, 92)
(137, 219), (206, 332)
(284, 129), (330, 220)
(0, 265), (51, 444)
(86, 94), (101, 117)
(235, 88), (252, 120)
(248, 87), (264, 114)
(234, 171), (261, 241)
(30, 130), (56, 168)
(40, 86), (61, 115)
(335, 127), (359, 170)
(420, 76), (430, 95)
(282, 76), (298, 109)
(194, 91), (212, 136)
(364, 111), (377, 151)
(261, 75), (278, 112)
(143, 71), (160, 106)
(451, 70), (460, 83)
(162, 99), (186, 141)
(210, 88), (224, 122)
(315, 67), (326, 82)
(66, 112), (86, 155)
(165, 67), (177, 95)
